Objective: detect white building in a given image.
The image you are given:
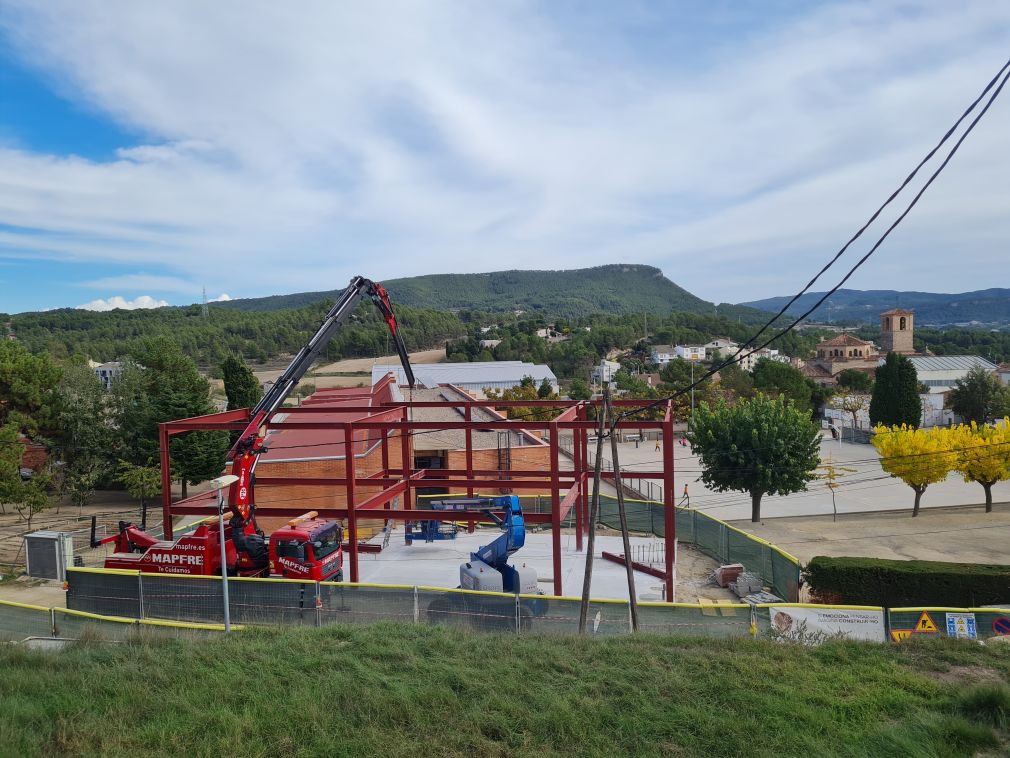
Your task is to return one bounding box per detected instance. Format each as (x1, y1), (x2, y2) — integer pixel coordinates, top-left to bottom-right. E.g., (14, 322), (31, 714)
(737, 347), (787, 372)
(592, 360), (622, 386)
(997, 363), (1010, 386)
(371, 361), (558, 397)
(650, 345), (677, 365)
(93, 361), (123, 390)
(898, 355), (997, 393)
(479, 339), (501, 349)
(676, 345), (706, 361)
(704, 338), (739, 360)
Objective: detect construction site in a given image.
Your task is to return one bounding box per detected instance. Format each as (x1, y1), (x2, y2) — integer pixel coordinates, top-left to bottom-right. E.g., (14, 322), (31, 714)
(2, 277), (800, 634)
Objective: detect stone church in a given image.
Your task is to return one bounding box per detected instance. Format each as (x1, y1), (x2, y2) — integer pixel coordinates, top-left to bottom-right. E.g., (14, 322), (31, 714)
(800, 308), (916, 385)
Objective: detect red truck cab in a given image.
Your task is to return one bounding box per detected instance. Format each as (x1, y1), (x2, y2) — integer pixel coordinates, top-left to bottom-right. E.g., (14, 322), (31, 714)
(268, 516), (344, 581)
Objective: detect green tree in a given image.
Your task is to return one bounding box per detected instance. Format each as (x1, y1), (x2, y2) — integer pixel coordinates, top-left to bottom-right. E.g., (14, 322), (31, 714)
(835, 368), (873, 393)
(221, 355), (263, 411)
(16, 467), (52, 532)
(869, 352), (921, 428)
(116, 460), (162, 514)
(0, 340), (61, 436)
(946, 365), (1010, 425)
(66, 464), (99, 517)
(687, 395), (821, 522)
(567, 378), (591, 401)
(715, 364), (754, 402)
(0, 422), (23, 515)
(124, 339), (230, 498)
(752, 359), (812, 410)
(537, 377), (554, 399)
(54, 360), (114, 478)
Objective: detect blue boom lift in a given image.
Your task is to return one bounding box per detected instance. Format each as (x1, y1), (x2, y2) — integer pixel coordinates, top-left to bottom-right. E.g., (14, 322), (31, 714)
(422, 495), (548, 629)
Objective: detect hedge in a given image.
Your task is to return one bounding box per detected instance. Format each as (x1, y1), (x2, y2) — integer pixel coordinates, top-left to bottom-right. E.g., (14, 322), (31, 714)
(803, 556), (1010, 607)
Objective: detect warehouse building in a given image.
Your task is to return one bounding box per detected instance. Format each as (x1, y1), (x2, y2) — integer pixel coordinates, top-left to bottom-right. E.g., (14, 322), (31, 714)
(370, 361), (558, 396)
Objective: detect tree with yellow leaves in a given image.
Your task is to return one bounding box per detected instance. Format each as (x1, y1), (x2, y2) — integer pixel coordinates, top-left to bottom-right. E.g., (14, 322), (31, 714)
(871, 424), (956, 517)
(949, 420), (1010, 513)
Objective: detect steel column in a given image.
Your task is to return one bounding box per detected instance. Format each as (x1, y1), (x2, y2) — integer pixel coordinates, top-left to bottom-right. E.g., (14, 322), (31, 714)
(663, 403), (676, 602)
(158, 423), (174, 539)
(549, 421), (562, 596)
(346, 423), (359, 583)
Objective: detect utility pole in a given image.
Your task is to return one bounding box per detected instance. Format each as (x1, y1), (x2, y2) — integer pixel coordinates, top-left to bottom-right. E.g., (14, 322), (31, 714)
(578, 399), (607, 634)
(202, 286), (210, 319)
(606, 389), (639, 631)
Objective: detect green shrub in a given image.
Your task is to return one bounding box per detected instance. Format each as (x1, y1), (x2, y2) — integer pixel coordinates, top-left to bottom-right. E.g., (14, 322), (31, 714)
(803, 556), (1010, 607)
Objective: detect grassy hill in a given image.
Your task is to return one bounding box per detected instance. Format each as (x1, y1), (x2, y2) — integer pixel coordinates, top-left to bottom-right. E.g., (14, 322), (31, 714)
(741, 288), (1010, 328)
(2, 625), (1009, 755)
(216, 264), (768, 320)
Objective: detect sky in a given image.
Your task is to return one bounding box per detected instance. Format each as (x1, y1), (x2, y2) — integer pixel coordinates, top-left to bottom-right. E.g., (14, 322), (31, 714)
(0, 1), (1008, 314)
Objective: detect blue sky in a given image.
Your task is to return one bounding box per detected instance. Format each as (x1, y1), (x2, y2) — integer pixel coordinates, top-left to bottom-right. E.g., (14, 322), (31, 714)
(0, 1), (1008, 314)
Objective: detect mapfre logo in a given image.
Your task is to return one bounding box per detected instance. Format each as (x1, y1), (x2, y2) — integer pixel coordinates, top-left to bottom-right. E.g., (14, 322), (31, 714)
(276, 556), (310, 574)
(147, 553), (203, 566)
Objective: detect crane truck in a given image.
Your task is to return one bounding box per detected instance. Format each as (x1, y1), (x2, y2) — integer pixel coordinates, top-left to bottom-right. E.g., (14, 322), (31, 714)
(93, 276), (416, 580)
(423, 495), (548, 630)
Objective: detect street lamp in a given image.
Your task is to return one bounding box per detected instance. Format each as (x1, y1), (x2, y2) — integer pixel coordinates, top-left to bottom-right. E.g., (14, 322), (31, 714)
(209, 474), (239, 632)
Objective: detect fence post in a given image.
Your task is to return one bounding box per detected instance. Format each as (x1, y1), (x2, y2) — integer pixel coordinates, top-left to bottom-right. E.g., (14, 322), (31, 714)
(50, 608), (56, 638)
(314, 582), (322, 628)
(413, 586), (419, 625)
(628, 602), (634, 634)
(137, 573), (145, 620)
(516, 594), (521, 635)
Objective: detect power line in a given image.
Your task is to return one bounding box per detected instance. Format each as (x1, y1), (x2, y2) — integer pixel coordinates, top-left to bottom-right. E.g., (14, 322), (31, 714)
(619, 56), (1010, 422)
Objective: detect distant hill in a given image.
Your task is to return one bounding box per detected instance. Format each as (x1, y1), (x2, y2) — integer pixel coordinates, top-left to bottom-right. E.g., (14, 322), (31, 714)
(740, 288), (1010, 328)
(215, 264), (768, 321)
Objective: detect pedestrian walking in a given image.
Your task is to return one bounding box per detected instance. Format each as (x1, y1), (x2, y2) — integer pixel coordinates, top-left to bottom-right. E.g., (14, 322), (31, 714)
(655, 438), (661, 452)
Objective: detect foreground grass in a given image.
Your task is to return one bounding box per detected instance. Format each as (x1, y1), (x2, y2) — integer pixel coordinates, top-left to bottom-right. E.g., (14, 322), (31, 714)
(2, 625), (1010, 757)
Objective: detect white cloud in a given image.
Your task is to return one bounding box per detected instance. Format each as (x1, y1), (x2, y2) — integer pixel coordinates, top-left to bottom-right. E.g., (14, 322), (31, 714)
(77, 295), (169, 311)
(208, 293), (231, 302)
(0, 2), (1008, 304)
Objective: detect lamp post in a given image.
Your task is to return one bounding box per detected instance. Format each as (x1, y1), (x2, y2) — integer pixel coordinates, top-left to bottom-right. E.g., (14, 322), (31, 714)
(209, 474), (239, 632)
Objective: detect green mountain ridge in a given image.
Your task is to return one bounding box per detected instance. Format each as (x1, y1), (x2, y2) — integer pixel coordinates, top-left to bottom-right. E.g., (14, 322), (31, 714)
(212, 264), (765, 320)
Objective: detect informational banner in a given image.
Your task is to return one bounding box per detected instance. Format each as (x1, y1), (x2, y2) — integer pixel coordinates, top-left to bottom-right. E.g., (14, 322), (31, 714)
(767, 605), (886, 643)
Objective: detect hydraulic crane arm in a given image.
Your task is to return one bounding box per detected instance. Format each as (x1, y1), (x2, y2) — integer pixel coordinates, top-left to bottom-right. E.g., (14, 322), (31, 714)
(226, 276), (416, 520)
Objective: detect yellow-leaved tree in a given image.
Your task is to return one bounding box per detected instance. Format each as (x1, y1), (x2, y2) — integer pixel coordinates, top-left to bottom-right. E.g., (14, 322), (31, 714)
(949, 419), (1010, 513)
(871, 424), (956, 517)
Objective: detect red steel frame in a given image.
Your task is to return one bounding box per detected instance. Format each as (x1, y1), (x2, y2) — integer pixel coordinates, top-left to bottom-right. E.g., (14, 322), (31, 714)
(158, 397), (677, 601)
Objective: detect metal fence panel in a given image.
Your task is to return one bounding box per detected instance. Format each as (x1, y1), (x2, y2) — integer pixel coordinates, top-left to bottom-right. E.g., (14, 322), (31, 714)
(53, 609), (137, 641)
(770, 550), (801, 603)
(694, 515), (724, 563)
(65, 568), (141, 618)
(418, 587), (517, 633)
(638, 602), (753, 638)
(524, 597), (631, 636)
(0, 602), (52, 641)
(140, 575), (224, 624)
(319, 583), (416, 626)
(726, 529), (771, 581)
(229, 578), (317, 626)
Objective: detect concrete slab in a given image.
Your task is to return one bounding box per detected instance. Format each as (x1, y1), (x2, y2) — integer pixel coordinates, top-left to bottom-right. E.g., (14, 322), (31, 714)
(355, 528), (734, 603)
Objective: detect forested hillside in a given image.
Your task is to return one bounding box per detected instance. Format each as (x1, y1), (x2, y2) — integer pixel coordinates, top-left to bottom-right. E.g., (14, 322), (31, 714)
(742, 287), (1010, 327)
(214, 264), (769, 320)
(4, 301), (465, 367)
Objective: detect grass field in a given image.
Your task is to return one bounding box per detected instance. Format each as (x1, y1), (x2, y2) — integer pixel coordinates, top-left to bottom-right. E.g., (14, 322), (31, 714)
(2, 625), (1010, 756)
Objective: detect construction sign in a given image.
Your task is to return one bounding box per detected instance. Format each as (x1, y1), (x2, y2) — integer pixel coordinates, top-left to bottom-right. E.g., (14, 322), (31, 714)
(890, 629), (913, 642)
(946, 613), (977, 640)
(914, 611), (938, 634)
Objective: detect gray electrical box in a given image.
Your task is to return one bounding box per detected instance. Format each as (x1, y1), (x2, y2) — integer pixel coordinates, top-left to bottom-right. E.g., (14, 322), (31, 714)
(24, 531), (75, 581)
